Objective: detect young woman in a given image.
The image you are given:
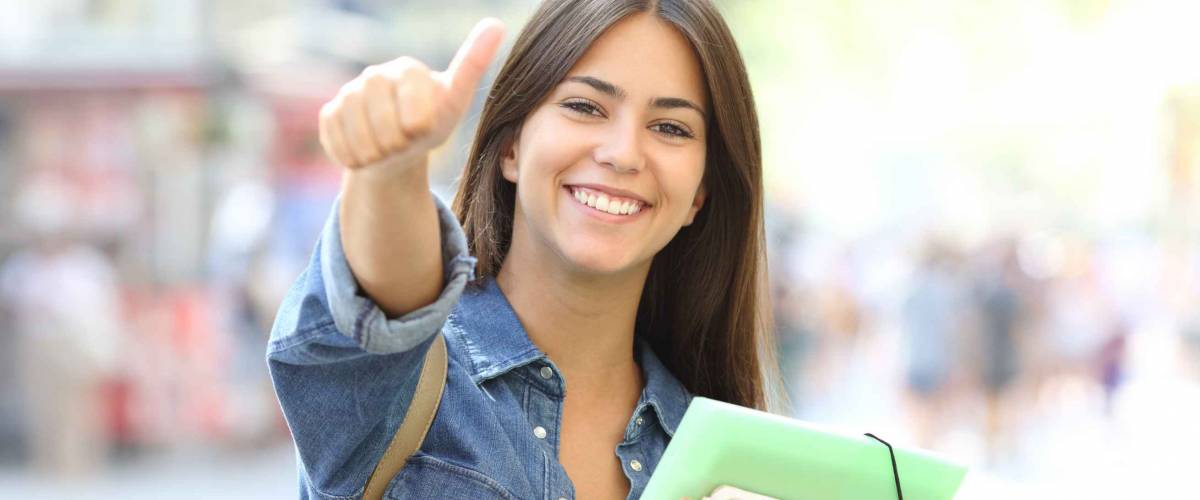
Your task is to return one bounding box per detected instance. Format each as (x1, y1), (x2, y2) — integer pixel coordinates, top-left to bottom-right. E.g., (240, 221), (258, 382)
(268, 1), (780, 498)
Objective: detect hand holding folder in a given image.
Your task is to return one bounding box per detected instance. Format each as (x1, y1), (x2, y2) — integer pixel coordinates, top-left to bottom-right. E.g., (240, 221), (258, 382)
(643, 398), (968, 500)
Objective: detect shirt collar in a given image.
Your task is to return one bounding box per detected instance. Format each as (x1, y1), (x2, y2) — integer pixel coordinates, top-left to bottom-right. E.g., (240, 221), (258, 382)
(631, 335), (692, 437)
(445, 277), (543, 382)
(446, 276), (692, 436)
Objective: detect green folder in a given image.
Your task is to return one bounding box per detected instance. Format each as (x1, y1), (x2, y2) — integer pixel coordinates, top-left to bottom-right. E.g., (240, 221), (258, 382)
(641, 397), (968, 500)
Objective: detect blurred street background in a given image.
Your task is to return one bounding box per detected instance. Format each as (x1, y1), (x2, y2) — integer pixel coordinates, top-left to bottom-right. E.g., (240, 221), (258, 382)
(0, 0), (1197, 498)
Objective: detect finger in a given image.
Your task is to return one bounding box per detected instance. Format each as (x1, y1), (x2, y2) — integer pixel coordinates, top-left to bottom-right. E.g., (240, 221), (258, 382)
(362, 68), (405, 154)
(341, 89), (383, 166)
(442, 18), (505, 106)
(396, 70), (434, 138)
(319, 98), (355, 167)
(328, 110), (357, 168)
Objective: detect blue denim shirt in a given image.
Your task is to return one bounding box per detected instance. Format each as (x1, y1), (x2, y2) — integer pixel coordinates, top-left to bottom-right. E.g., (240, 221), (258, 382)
(267, 192), (693, 499)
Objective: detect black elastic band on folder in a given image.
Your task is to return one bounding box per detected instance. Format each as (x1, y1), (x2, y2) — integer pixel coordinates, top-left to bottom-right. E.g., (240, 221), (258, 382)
(864, 433), (904, 500)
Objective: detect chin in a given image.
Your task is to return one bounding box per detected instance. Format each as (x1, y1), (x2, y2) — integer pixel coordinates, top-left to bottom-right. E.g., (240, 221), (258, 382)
(560, 242), (640, 277)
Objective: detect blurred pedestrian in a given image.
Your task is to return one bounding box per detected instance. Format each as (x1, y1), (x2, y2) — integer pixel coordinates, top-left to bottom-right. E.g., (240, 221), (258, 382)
(902, 238), (965, 449)
(971, 239), (1025, 466)
(0, 175), (122, 478)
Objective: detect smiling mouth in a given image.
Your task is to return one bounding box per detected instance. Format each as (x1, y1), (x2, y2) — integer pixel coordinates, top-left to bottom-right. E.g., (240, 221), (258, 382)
(565, 185), (647, 216)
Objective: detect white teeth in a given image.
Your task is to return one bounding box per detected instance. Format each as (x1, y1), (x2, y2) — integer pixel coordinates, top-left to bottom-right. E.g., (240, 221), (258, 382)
(568, 186), (644, 216)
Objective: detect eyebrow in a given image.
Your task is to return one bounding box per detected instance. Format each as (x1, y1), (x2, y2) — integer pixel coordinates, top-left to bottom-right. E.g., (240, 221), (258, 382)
(564, 75), (706, 122)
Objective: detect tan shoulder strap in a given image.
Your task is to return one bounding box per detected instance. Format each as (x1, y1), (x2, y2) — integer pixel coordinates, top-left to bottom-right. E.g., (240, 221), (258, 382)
(363, 334), (448, 500)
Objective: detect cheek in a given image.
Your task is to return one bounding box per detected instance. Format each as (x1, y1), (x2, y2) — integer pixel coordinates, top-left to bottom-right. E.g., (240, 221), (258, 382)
(517, 123), (592, 184)
(662, 150), (706, 201)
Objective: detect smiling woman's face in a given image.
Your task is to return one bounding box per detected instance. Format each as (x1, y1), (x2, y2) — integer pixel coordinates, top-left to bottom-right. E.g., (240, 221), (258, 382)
(501, 11), (708, 278)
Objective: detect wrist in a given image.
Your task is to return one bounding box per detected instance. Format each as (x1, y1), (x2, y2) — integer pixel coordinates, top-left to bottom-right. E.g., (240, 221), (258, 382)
(341, 156), (430, 198)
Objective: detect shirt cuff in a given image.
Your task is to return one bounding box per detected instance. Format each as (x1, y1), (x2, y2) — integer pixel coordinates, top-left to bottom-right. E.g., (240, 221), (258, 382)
(319, 190), (477, 354)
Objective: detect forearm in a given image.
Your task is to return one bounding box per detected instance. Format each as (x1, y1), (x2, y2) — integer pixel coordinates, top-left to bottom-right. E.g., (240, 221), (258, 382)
(339, 161), (443, 318)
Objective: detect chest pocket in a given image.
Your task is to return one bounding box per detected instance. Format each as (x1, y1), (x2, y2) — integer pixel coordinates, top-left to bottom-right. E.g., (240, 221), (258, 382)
(386, 454), (520, 500)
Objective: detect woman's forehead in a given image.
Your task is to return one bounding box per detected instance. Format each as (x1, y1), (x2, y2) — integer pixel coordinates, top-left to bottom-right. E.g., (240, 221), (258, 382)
(563, 12), (707, 106)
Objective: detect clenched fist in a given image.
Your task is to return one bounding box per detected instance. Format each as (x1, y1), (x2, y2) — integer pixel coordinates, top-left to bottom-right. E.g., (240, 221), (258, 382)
(318, 18), (505, 174)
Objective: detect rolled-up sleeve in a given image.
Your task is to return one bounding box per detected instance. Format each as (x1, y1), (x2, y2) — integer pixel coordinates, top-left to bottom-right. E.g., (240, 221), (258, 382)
(266, 190), (475, 499)
(268, 191), (476, 364)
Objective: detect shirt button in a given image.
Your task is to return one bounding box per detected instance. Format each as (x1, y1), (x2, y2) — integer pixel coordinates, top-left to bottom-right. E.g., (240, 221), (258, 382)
(629, 459), (643, 472)
(635, 416), (644, 426)
(540, 366), (554, 379)
(533, 426), (547, 439)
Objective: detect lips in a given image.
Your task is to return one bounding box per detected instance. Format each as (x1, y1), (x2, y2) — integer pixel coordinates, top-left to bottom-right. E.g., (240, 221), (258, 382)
(567, 185), (645, 216)
(563, 183), (651, 206)
(562, 185), (648, 223)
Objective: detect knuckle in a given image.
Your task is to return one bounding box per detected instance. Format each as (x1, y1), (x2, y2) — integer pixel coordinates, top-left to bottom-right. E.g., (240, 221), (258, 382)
(393, 56), (423, 70)
(341, 91), (362, 111)
(391, 57), (430, 79)
(319, 100), (338, 121)
(405, 118), (432, 137)
(363, 70), (390, 88)
(405, 99), (434, 135)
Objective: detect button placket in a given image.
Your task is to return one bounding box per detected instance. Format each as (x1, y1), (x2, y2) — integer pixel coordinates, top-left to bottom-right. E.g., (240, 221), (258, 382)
(524, 369), (563, 453)
(531, 361), (565, 400)
(524, 361), (573, 498)
(624, 410), (647, 442)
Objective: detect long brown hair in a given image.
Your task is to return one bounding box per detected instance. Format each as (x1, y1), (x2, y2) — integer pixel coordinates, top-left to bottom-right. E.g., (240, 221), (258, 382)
(451, 0), (783, 412)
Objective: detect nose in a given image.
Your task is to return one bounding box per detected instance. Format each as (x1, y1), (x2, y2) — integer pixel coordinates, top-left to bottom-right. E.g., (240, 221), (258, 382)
(592, 116), (645, 173)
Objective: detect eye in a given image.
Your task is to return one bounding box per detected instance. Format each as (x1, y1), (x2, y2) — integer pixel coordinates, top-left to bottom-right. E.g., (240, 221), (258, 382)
(652, 121), (695, 139)
(559, 99), (605, 117)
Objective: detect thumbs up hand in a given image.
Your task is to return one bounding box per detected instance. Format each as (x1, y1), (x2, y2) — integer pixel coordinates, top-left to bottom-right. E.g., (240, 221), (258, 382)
(318, 18), (506, 176)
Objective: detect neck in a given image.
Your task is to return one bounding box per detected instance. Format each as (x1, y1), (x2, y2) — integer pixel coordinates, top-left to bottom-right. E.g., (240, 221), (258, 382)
(494, 237), (649, 400)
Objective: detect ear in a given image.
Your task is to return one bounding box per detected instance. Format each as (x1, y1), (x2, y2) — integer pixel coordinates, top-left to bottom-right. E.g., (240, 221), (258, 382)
(500, 127), (521, 183)
(682, 182), (706, 227)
